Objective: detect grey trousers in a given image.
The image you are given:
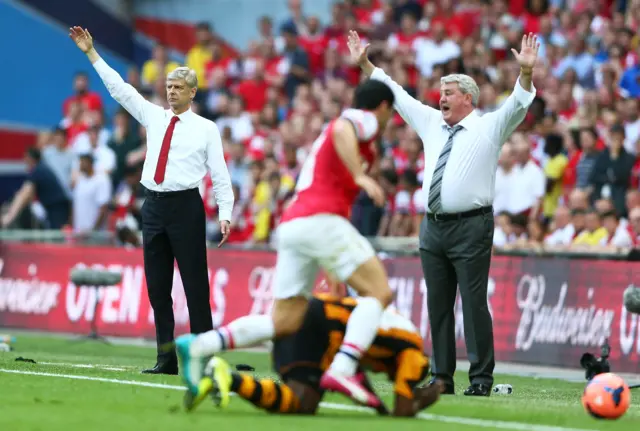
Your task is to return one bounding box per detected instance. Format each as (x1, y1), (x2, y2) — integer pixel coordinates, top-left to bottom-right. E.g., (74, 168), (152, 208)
(418, 209), (495, 387)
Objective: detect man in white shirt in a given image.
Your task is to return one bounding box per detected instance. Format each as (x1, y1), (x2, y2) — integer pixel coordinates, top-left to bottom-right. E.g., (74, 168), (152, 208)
(70, 27), (234, 375)
(507, 138), (545, 218)
(72, 154), (112, 233)
(493, 142), (516, 214)
(349, 31), (538, 396)
(72, 124), (117, 177)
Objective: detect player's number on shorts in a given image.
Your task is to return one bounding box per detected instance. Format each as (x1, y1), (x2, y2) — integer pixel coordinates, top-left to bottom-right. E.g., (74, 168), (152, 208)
(295, 126), (328, 192)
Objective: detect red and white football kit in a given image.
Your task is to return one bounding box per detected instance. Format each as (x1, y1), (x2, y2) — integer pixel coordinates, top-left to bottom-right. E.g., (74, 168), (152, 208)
(274, 109), (380, 300)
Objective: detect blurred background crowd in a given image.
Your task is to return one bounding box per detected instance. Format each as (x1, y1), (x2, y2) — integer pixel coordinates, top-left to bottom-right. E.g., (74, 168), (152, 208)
(3, 0), (640, 254)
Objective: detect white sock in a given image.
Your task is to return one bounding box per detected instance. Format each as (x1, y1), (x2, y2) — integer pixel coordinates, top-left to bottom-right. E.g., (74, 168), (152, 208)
(329, 297), (384, 376)
(191, 315), (275, 356)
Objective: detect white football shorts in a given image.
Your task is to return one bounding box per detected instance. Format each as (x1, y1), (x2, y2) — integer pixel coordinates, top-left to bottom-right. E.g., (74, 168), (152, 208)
(272, 214), (376, 299)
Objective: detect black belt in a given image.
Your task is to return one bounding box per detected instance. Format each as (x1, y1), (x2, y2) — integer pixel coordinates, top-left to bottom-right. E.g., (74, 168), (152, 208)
(144, 187), (198, 199)
(426, 206), (493, 222)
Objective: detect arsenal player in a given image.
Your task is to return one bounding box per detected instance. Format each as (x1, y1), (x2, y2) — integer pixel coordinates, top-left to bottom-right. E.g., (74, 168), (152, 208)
(176, 79), (396, 409)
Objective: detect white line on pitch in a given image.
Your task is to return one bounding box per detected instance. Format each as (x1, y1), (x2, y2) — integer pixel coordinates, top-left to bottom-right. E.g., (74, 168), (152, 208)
(38, 362), (129, 372)
(0, 368), (596, 431)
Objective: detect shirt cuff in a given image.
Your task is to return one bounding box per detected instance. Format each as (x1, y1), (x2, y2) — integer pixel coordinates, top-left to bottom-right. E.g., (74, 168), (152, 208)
(370, 67), (388, 82)
(513, 76), (537, 107)
(218, 209), (232, 223)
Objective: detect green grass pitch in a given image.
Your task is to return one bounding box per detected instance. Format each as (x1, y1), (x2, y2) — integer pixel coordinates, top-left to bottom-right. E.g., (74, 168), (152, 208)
(0, 333), (637, 430)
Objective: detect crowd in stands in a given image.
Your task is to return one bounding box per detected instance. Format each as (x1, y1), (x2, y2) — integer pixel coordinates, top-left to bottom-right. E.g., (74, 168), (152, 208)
(5, 0), (640, 254)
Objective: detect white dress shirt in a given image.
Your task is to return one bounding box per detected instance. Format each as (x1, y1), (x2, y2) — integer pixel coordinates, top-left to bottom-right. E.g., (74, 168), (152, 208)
(92, 58), (234, 221)
(506, 160), (545, 214)
(72, 172), (112, 233)
(371, 67), (536, 214)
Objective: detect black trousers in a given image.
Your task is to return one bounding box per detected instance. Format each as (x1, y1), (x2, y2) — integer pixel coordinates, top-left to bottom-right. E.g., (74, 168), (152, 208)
(141, 187), (213, 362)
(418, 207), (495, 387)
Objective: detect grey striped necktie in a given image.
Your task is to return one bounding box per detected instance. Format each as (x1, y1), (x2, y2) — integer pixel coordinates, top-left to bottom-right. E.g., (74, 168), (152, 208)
(428, 125), (463, 214)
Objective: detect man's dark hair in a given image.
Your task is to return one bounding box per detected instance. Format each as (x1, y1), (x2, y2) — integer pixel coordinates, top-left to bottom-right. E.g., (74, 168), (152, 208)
(26, 147), (41, 163)
(544, 133), (564, 157)
(196, 22), (211, 31)
(353, 80), (395, 110)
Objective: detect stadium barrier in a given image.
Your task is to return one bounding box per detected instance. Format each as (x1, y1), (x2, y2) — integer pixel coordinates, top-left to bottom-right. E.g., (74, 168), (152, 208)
(0, 241), (638, 373)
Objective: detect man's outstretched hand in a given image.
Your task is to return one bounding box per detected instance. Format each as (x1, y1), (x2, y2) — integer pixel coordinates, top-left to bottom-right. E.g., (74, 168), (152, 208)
(346, 30), (374, 76)
(69, 26), (94, 53)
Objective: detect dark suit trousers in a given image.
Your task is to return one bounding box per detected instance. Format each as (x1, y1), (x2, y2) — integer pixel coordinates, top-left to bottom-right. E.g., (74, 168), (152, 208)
(418, 209), (495, 387)
(141, 188), (213, 362)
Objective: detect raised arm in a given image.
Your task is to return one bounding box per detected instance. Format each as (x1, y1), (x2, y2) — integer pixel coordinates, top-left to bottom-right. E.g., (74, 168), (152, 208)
(347, 31), (438, 132)
(69, 27), (161, 127)
(484, 33), (539, 146)
(205, 121), (235, 247)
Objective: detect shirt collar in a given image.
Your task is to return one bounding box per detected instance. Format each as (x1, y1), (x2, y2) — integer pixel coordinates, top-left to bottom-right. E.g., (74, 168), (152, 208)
(439, 109), (479, 131)
(169, 107), (194, 121)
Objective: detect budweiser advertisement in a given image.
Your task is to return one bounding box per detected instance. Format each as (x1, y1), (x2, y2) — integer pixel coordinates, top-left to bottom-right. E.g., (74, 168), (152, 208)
(0, 243), (639, 372)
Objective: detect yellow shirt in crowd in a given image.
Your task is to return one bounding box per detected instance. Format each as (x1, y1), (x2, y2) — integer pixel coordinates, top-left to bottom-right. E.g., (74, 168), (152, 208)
(141, 60), (181, 87)
(185, 44), (212, 89)
(543, 154), (568, 218)
(252, 175), (295, 241)
(573, 227), (608, 246)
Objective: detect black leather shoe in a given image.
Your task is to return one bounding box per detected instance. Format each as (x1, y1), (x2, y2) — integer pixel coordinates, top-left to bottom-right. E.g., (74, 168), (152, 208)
(464, 383), (491, 396)
(142, 361), (178, 375)
(429, 377), (455, 395)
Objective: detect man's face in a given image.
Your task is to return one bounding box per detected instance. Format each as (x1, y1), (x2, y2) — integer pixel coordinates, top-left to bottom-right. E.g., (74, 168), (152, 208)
(166, 79), (195, 110)
(553, 208), (571, 229)
(585, 213), (601, 232)
(52, 131), (66, 148)
(196, 28), (211, 45)
(74, 75), (88, 94)
(79, 157), (92, 174)
(440, 82), (472, 125)
(153, 46), (168, 63)
(375, 102), (393, 131)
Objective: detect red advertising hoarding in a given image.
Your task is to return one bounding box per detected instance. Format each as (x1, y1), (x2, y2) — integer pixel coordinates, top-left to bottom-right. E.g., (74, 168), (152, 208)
(0, 243), (639, 372)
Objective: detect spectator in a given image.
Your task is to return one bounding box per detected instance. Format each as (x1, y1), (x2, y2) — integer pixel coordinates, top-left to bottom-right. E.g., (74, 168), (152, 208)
(572, 209), (608, 247)
(111, 165), (143, 247)
(389, 168), (418, 236)
(71, 154), (112, 234)
(600, 210), (634, 249)
(589, 124), (635, 217)
(544, 205), (575, 247)
(107, 109), (143, 189)
(280, 23), (310, 100)
(542, 133), (568, 222)
(494, 142), (516, 214)
(186, 22), (214, 89)
(72, 124), (117, 179)
(575, 127), (601, 190)
(141, 44), (181, 89)
(622, 98), (640, 154)
(216, 96), (255, 142)
(507, 135), (545, 219)
(1, 147), (70, 229)
(62, 71), (103, 117)
(42, 127), (74, 197)
(72, 110), (111, 150)
(281, 0), (309, 36)
(415, 21), (461, 77)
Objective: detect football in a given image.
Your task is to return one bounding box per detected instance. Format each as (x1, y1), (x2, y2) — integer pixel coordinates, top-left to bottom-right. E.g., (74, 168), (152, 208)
(581, 373), (631, 420)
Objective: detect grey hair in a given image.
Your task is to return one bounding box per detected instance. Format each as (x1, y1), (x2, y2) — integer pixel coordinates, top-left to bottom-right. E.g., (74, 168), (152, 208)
(167, 67), (198, 88)
(440, 74), (480, 106)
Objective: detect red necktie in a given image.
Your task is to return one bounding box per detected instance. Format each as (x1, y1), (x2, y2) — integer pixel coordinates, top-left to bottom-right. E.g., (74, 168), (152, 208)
(154, 116), (180, 184)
